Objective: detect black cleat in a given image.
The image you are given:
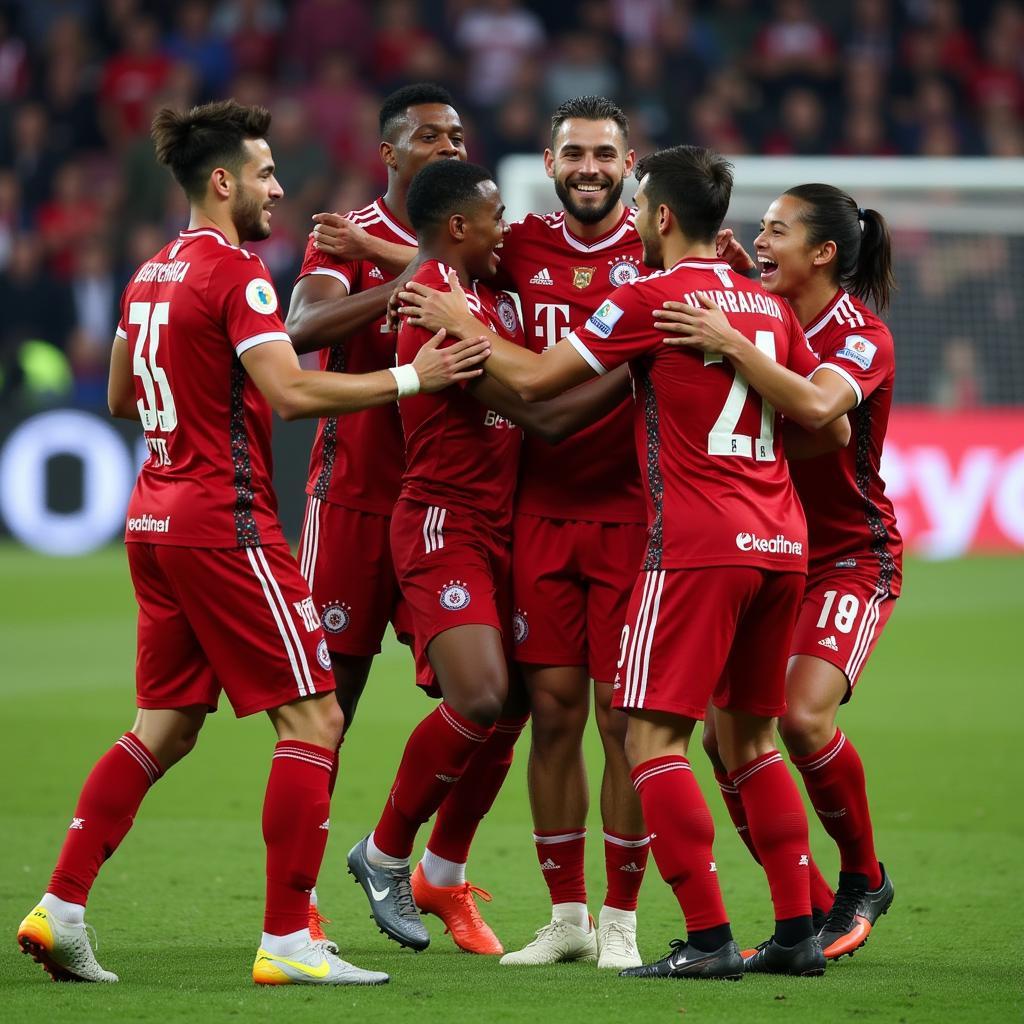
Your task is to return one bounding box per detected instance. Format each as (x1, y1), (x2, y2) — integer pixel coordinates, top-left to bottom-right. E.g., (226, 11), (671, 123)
(743, 935), (826, 977)
(818, 863), (894, 960)
(619, 939), (744, 981)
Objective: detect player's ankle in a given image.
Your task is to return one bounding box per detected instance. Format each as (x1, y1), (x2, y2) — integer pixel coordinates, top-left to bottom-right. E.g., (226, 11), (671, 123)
(552, 902), (589, 930)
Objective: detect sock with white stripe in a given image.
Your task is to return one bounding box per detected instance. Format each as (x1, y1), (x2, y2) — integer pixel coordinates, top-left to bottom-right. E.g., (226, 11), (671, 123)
(730, 749), (813, 924)
(603, 830), (650, 911)
(534, 829), (587, 908)
(630, 756), (730, 934)
(47, 732), (162, 906)
(791, 729), (882, 890)
(263, 740), (334, 936)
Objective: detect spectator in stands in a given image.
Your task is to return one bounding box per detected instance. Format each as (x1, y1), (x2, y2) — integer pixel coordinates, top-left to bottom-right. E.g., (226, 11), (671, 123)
(0, 11), (28, 102)
(98, 16), (172, 146)
(752, 0), (838, 91)
(68, 235), (119, 404)
(36, 160), (102, 279)
(212, 0), (284, 77)
(930, 337), (985, 410)
(371, 0), (440, 89)
(283, 0), (371, 77)
(165, 0), (235, 99)
(543, 31), (619, 108)
(762, 86), (830, 154)
(3, 102), (59, 215)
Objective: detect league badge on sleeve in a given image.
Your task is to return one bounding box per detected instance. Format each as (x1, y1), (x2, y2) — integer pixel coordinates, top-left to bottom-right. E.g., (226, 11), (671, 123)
(245, 277), (279, 315)
(586, 299), (624, 337)
(608, 255), (641, 286)
(836, 335), (877, 370)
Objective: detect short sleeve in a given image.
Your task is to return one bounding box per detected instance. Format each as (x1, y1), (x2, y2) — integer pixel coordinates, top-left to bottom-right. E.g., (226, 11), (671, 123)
(564, 286), (652, 375)
(782, 305), (820, 378)
(217, 254), (290, 356)
(295, 234), (356, 293)
(115, 283), (129, 341)
(815, 324), (893, 407)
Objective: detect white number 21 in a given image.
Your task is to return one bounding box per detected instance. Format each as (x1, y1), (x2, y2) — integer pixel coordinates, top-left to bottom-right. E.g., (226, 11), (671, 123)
(129, 301), (177, 432)
(705, 329), (776, 461)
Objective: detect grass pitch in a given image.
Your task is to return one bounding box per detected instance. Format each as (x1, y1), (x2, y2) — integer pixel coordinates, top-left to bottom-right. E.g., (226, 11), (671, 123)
(1, 545), (1021, 1022)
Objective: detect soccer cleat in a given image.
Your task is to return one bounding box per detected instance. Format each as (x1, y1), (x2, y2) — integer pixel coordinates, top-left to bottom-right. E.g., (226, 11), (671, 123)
(410, 864), (503, 955)
(742, 935), (825, 976)
(252, 942), (389, 985)
(596, 919), (642, 969)
(818, 863), (894, 960)
(308, 903), (339, 955)
(347, 835), (430, 951)
(17, 905), (118, 983)
(499, 917), (597, 966)
(619, 938), (743, 980)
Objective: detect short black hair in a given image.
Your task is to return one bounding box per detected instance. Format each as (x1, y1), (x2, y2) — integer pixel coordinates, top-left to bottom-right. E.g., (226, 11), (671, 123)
(151, 100), (271, 201)
(634, 145), (733, 243)
(406, 160), (495, 236)
(379, 82), (455, 140)
(550, 95), (629, 148)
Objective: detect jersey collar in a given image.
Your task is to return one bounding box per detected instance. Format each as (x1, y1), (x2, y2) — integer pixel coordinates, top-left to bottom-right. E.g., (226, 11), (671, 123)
(374, 198), (417, 245)
(560, 206), (634, 253)
(177, 225), (239, 249)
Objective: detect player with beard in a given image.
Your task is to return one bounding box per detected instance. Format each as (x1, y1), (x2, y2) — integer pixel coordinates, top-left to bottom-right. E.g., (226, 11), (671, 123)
(15, 100), (489, 987)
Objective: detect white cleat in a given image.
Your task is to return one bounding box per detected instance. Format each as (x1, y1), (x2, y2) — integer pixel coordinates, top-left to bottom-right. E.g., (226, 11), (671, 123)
(252, 941), (389, 986)
(17, 905), (118, 983)
(499, 917), (597, 966)
(597, 919), (642, 969)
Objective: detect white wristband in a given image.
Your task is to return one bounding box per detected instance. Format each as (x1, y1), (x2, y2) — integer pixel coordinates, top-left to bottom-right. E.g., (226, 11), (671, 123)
(388, 363), (420, 398)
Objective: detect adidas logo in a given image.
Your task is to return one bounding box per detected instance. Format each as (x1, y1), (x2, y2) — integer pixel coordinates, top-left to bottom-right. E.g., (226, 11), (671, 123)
(369, 266), (384, 280)
(620, 862), (643, 873)
(319, 819), (330, 830)
(530, 267), (554, 285)
(69, 817), (85, 830)
(709, 861), (717, 872)
(436, 773), (458, 783)
(539, 858), (561, 871)
(818, 634), (840, 651)
(799, 854), (809, 866)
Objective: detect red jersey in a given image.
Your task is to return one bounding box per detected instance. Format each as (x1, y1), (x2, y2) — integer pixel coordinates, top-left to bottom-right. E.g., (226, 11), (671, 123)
(567, 258), (820, 573)
(117, 226), (289, 549)
(497, 209), (644, 523)
(397, 260), (524, 534)
(789, 290), (903, 594)
(299, 197), (416, 514)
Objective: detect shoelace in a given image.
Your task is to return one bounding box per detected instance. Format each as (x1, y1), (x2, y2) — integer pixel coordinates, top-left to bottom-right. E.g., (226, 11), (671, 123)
(823, 882), (866, 932)
(390, 871), (421, 920)
(600, 922), (636, 951)
(308, 907), (332, 941)
(445, 884), (492, 931)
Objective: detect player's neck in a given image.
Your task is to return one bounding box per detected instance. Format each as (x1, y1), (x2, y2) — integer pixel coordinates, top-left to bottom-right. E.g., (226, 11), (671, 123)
(563, 202), (625, 241)
(382, 185), (411, 232)
(661, 237), (716, 269)
(188, 207), (240, 247)
(789, 278), (842, 330)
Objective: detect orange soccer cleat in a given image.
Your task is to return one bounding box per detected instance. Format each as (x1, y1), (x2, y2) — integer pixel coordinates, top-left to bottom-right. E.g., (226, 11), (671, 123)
(410, 864), (504, 955)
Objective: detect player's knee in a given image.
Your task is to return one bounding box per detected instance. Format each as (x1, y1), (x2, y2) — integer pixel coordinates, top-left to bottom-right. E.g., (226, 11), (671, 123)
(595, 698), (627, 748)
(779, 707), (832, 758)
(531, 699), (587, 751)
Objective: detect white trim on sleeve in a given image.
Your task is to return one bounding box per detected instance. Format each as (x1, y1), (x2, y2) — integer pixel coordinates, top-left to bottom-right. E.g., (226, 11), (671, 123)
(566, 331), (608, 376)
(308, 266), (352, 291)
(813, 361), (863, 407)
(115, 326), (127, 340)
(235, 331), (290, 357)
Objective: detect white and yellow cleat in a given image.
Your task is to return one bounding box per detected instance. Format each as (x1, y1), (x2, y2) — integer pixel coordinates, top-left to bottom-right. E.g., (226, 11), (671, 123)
(252, 942), (389, 986)
(17, 905), (118, 983)
(499, 917), (597, 966)
(597, 919), (642, 970)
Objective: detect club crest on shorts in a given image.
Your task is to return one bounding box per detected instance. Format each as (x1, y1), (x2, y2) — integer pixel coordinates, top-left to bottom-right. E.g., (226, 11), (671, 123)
(321, 601), (351, 634)
(608, 255), (641, 286)
(572, 266), (596, 290)
(316, 638), (331, 670)
(495, 293), (519, 334)
(439, 579), (471, 611)
(512, 609), (529, 644)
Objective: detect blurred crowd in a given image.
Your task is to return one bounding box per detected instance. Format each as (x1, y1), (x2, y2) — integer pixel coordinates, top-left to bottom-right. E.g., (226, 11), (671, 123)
(0, 0), (1021, 406)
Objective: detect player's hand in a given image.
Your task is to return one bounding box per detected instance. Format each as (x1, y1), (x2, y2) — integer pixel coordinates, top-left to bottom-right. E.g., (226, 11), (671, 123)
(398, 271), (476, 338)
(654, 293), (743, 356)
(411, 329), (490, 392)
(715, 228), (755, 273)
(311, 213), (371, 260)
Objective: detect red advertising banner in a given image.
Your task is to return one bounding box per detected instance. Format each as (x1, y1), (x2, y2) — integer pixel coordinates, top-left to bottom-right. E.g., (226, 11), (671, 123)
(882, 408), (1024, 557)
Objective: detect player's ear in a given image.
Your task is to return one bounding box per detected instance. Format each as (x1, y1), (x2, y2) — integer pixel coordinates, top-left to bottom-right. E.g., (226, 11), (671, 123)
(623, 149), (637, 175)
(813, 240), (838, 269)
(449, 212), (466, 241)
(380, 140), (397, 171)
(658, 203), (672, 236)
(543, 149), (555, 180)
(210, 166), (232, 201)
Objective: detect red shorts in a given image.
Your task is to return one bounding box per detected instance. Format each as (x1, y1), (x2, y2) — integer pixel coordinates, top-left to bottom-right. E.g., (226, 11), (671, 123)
(790, 568), (897, 699)
(390, 498), (512, 695)
(512, 513), (648, 681)
(613, 567), (804, 719)
(127, 542), (335, 718)
(297, 496), (413, 657)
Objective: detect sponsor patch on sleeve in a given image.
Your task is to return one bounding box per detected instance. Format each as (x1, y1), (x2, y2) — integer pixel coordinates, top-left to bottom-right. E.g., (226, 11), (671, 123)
(245, 277), (279, 315)
(586, 299), (624, 338)
(835, 335), (877, 370)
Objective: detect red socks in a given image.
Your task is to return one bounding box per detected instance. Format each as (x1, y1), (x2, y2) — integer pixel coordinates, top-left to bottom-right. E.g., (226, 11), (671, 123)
(48, 733), (162, 905)
(792, 730), (882, 889)
(426, 715), (527, 864)
(373, 704), (493, 859)
(631, 756), (729, 932)
(603, 831), (650, 911)
(730, 751), (812, 922)
(263, 741), (334, 935)
(534, 829), (587, 905)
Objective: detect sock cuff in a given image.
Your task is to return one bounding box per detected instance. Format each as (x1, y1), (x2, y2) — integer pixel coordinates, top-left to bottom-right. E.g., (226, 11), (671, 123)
(713, 768), (739, 794)
(272, 740), (335, 773)
(118, 732), (163, 784)
(631, 755), (691, 791)
(493, 714), (530, 734)
(438, 703), (492, 743)
(729, 749), (784, 788)
(534, 828), (587, 844)
(603, 830), (650, 848)
(791, 729), (846, 773)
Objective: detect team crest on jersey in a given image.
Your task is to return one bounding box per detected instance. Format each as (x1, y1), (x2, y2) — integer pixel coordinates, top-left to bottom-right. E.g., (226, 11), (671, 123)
(439, 580), (471, 611)
(245, 277), (278, 314)
(316, 638), (331, 670)
(495, 293), (519, 334)
(608, 255), (641, 286)
(587, 299), (624, 337)
(512, 610), (529, 644)
(321, 601), (352, 634)
(571, 266), (596, 290)
(836, 335), (877, 370)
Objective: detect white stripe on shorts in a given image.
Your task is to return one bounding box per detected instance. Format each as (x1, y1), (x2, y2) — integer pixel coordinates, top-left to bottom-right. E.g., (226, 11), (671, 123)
(422, 505), (447, 553)
(845, 590), (887, 683)
(623, 570), (665, 708)
(299, 496), (321, 587)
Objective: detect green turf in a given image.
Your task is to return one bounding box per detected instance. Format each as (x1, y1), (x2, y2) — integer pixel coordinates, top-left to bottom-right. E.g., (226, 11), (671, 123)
(1, 545), (1021, 1021)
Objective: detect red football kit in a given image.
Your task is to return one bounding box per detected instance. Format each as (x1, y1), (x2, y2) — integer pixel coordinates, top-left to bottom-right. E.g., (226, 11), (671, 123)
(787, 289), (902, 691)
(496, 209), (647, 679)
(566, 257), (821, 718)
(391, 260), (524, 689)
(295, 198), (417, 655)
(116, 226), (333, 715)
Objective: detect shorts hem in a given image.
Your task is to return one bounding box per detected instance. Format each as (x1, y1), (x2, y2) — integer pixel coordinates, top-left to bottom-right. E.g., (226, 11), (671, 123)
(513, 650), (586, 669)
(614, 698), (709, 720)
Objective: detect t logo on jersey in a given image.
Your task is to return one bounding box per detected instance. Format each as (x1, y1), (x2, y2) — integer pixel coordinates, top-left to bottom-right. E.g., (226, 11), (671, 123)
(836, 335), (877, 369)
(571, 266), (596, 290)
(245, 277), (278, 314)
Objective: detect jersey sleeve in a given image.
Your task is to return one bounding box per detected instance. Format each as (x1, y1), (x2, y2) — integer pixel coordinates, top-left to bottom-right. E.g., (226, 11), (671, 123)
(295, 234), (357, 293)
(781, 305), (820, 378)
(815, 323), (893, 407)
(115, 283), (129, 340)
(217, 253), (290, 357)
(564, 285), (653, 374)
